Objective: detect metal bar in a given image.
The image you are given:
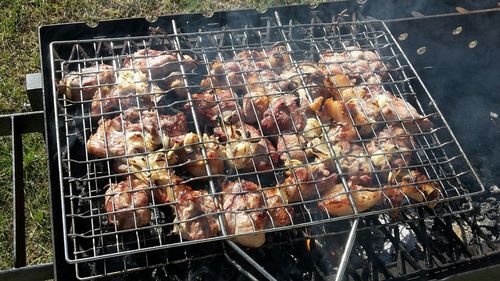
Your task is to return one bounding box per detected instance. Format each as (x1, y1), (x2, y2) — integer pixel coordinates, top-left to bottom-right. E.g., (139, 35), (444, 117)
(223, 252), (260, 281)
(226, 240), (277, 281)
(335, 218), (359, 281)
(12, 117), (26, 268)
(0, 263), (54, 281)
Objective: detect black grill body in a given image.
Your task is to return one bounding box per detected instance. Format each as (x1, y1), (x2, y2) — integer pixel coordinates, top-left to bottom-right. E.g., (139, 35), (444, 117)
(37, 1), (500, 280)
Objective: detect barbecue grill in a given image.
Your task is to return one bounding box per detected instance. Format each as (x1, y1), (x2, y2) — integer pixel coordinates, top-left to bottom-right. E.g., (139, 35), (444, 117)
(1, 1), (499, 280)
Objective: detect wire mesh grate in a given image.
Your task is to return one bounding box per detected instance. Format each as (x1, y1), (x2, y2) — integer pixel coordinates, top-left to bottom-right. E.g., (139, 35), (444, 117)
(49, 17), (483, 279)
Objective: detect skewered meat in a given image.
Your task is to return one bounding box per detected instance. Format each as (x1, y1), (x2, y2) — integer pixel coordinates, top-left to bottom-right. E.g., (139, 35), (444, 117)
(318, 182), (382, 216)
(173, 185), (220, 240)
(105, 177), (151, 229)
(262, 187), (293, 227)
(320, 47), (388, 82)
(281, 159), (338, 202)
(58, 64), (115, 101)
(191, 88), (243, 125)
(216, 123), (279, 172)
(367, 126), (414, 171)
(90, 70), (161, 116)
(385, 169), (441, 208)
(87, 108), (187, 158)
(177, 133), (226, 178)
(222, 180), (267, 248)
(123, 49), (197, 79)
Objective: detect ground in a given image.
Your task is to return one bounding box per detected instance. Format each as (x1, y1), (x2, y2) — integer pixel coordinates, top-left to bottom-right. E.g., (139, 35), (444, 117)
(0, 0), (322, 270)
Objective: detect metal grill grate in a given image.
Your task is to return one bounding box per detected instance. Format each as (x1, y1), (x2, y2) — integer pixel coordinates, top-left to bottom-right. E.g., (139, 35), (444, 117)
(49, 16), (484, 279)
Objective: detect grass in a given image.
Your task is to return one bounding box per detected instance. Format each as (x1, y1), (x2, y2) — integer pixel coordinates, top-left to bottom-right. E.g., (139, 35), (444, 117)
(0, 0), (322, 270)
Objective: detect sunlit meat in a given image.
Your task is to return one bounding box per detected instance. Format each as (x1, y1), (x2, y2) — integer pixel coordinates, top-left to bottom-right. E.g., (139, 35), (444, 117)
(320, 47), (388, 82)
(191, 88), (243, 125)
(367, 126), (414, 171)
(385, 169), (441, 208)
(318, 182), (382, 216)
(281, 159), (338, 202)
(173, 185), (220, 241)
(215, 123), (279, 172)
(90, 70), (161, 116)
(260, 94), (306, 135)
(177, 133), (226, 178)
(87, 108), (187, 158)
(58, 64), (115, 101)
(123, 49), (197, 79)
(105, 177), (151, 230)
(277, 134), (309, 163)
(335, 141), (373, 186)
(222, 180), (267, 248)
(242, 70), (282, 124)
(262, 187), (294, 227)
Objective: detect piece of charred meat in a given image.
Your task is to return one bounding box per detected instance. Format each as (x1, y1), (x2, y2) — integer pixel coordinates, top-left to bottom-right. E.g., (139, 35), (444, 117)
(385, 169), (441, 208)
(222, 180), (267, 248)
(173, 185), (220, 241)
(87, 108), (187, 158)
(318, 182), (382, 216)
(177, 133), (226, 178)
(281, 159), (338, 202)
(320, 47), (388, 82)
(58, 64), (115, 101)
(104, 177), (151, 230)
(123, 49), (197, 79)
(191, 88), (243, 125)
(215, 123), (279, 172)
(367, 126), (414, 172)
(90, 70), (161, 116)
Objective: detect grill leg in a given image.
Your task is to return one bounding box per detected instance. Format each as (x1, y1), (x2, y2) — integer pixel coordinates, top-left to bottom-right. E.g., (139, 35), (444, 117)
(12, 117), (26, 268)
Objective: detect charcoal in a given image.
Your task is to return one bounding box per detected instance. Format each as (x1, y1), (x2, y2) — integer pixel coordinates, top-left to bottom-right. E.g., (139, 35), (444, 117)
(480, 227), (492, 236)
(489, 185), (500, 194)
(477, 217), (497, 228)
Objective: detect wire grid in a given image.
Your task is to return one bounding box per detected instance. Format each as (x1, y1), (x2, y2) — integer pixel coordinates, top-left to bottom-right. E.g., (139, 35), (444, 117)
(49, 18), (483, 273)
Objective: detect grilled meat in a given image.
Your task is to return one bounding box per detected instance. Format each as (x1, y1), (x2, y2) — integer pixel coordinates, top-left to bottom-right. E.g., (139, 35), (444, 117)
(260, 94), (306, 135)
(320, 47), (388, 82)
(222, 180), (267, 248)
(367, 126), (414, 171)
(262, 187), (293, 227)
(58, 64), (115, 101)
(177, 133), (226, 178)
(281, 159), (338, 202)
(277, 134), (309, 163)
(385, 169), (441, 208)
(191, 88), (243, 125)
(123, 49), (197, 79)
(318, 182), (382, 216)
(104, 177), (151, 229)
(173, 185), (220, 241)
(87, 108), (187, 158)
(90, 70), (161, 116)
(216, 123), (279, 172)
